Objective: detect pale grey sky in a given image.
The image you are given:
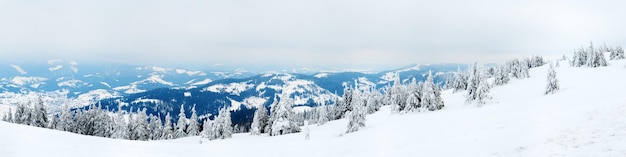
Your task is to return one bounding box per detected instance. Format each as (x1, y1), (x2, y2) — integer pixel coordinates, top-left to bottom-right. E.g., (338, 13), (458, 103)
(1, 0), (624, 70)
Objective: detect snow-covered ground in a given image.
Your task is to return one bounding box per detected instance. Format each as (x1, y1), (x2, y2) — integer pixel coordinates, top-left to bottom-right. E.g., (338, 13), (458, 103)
(2, 60), (626, 157)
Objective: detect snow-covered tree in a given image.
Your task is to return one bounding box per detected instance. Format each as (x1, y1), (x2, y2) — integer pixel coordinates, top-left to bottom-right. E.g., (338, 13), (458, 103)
(133, 108), (149, 141)
(610, 46), (625, 60)
(31, 97), (48, 128)
(493, 65), (510, 86)
(148, 115), (163, 140)
(545, 64), (560, 95)
(201, 119), (214, 139)
(420, 71), (445, 111)
(111, 109), (129, 139)
(47, 113), (58, 130)
(269, 92), (300, 136)
(174, 104), (188, 138)
(304, 120), (310, 140)
(13, 102), (29, 125)
(2, 108), (13, 122)
(58, 103), (74, 132)
(317, 105), (330, 126)
(161, 112), (174, 140)
(212, 107), (233, 139)
(250, 105), (268, 135)
(465, 63), (492, 106)
(346, 97), (366, 133)
(452, 66), (468, 92)
(187, 104), (200, 136)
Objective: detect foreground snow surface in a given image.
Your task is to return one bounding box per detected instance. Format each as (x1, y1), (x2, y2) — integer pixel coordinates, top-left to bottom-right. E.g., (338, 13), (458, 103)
(2, 60), (626, 157)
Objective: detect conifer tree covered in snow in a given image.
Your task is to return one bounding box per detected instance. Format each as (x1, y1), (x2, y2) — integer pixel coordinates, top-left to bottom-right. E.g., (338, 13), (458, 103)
(174, 104), (188, 138)
(187, 105), (200, 136)
(493, 65), (510, 86)
(31, 97), (48, 128)
(420, 71), (445, 111)
(610, 46), (625, 60)
(111, 109), (129, 139)
(571, 42), (609, 68)
(304, 120), (310, 140)
(268, 92), (300, 136)
(317, 105), (330, 125)
(161, 112), (174, 140)
(545, 63), (560, 95)
(250, 105), (268, 135)
(452, 66), (468, 93)
(465, 63), (492, 106)
(133, 108), (149, 141)
(211, 107), (233, 139)
(346, 96), (366, 133)
(58, 103), (74, 132)
(201, 119), (214, 139)
(148, 115), (163, 140)
(2, 108), (13, 122)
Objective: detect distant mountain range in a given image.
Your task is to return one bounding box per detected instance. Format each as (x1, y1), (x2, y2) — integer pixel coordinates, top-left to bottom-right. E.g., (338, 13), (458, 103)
(0, 60), (466, 126)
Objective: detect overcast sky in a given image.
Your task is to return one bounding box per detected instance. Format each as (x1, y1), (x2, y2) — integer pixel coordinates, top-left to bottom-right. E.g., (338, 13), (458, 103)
(1, 0), (624, 71)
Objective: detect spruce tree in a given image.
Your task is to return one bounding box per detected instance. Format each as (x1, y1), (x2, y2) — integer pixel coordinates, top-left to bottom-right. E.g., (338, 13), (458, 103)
(111, 109), (129, 139)
(317, 105), (330, 126)
(346, 97), (366, 133)
(174, 104), (188, 138)
(250, 105), (268, 135)
(269, 92), (300, 136)
(161, 112), (174, 140)
(58, 103), (74, 132)
(452, 66), (468, 92)
(465, 63), (492, 106)
(31, 97), (48, 128)
(147, 115), (162, 140)
(134, 108), (149, 141)
(187, 105), (200, 136)
(545, 63), (560, 95)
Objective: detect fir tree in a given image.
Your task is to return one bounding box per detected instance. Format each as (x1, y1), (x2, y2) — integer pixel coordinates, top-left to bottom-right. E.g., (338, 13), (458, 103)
(346, 97), (366, 133)
(545, 64), (560, 95)
(161, 112), (174, 140)
(31, 97), (48, 128)
(493, 65), (510, 86)
(148, 115), (163, 140)
(452, 66), (468, 92)
(250, 105), (268, 135)
(610, 46), (625, 60)
(213, 107), (233, 139)
(465, 63), (492, 106)
(269, 92), (300, 136)
(421, 70), (445, 111)
(174, 104), (188, 138)
(58, 103), (74, 132)
(187, 104), (200, 136)
(111, 109), (129, 139)
(134, 108), (149, 141)
(317, 105), (330, 126)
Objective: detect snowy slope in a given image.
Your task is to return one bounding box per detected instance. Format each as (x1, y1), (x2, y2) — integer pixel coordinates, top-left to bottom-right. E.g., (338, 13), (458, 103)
(3, 60), (626, 157)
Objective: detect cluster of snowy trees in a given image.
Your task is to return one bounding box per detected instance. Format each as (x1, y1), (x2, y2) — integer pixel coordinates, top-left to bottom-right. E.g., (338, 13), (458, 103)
(383, 71), (445, 113)
(2, 100), (234, 141)
(570, 42), (614, 67)
(2, 97), (49, 129)
(449, 56), (547, 106)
